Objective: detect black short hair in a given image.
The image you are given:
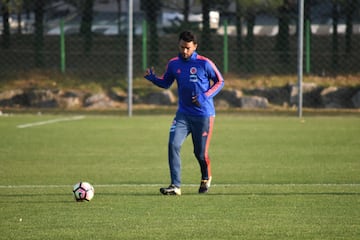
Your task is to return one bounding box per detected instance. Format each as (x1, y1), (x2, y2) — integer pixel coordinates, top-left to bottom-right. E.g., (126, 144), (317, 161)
(179, 31), (197, 44)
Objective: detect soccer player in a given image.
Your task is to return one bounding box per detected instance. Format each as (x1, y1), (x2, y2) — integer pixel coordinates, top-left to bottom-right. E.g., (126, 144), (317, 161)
(144, 30), (224, 195)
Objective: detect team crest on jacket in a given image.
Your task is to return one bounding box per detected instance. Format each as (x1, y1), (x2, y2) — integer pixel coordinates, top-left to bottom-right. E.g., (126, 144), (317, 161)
(190, 67), (197, 74)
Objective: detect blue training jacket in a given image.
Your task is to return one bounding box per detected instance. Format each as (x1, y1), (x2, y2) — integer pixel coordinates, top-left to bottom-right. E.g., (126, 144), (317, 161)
(145, 52), (224, 117)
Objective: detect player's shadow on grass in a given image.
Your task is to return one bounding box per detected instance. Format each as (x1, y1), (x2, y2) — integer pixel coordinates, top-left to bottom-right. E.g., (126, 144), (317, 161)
(0, 192), (80, 203)
(2, 192), (359, 200)
(206, 192), (360, 196)
(85, 191), (360, 196)
(97, 192), (160, 197)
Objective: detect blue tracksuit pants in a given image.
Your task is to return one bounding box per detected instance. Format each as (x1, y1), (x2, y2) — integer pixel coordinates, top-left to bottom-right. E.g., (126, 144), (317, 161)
(168, 112), (214, 187)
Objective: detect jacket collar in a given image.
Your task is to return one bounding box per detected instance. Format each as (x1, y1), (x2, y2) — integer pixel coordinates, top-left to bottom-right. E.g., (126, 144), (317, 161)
(179, 51), (198, 61)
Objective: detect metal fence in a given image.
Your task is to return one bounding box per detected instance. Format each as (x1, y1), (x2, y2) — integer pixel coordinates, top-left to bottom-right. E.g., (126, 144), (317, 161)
(1, 0), (360, 111)
(1, 0), (360, 77)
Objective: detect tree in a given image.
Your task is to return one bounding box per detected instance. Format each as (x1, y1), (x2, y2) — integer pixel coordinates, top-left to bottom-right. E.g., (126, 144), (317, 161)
(304, 0), (312, 74)
(183, 0), (190, 28)
(275, 0), (292, 66)
(1, 0), (10, 49)
(14, 0), (23, 34)
(116, 0), (122, 36)
(161, 0), (200, 32)
(199, 0), (232, 51)
(332, 0), (340, 72)
(62, 0), (95, 53)
(23, 0), (33, 33)
(344, 0), (357, 54)
(200, 0), (213, 50)
(34, 0), (45, 67)
(141, 0), (161, 67)
(245, 8), (257, 72)
(80, 0), (95, 54)
(235, 0), (270, 72)
(235, 1), (243, 66)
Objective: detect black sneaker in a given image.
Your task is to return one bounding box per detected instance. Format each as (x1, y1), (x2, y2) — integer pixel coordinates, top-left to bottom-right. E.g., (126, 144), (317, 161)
(160, 184), (181, 195)
(198, 177), (212, 194)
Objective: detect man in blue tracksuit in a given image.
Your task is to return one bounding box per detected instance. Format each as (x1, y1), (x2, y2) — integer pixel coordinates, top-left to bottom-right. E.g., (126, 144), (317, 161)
(144, 31), (224, 195)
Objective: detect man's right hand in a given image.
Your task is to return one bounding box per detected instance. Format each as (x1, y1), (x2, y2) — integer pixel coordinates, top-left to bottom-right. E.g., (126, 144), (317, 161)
(144, 67), (155, 77)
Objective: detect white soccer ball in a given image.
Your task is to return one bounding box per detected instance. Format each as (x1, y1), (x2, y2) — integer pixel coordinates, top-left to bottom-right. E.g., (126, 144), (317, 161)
(73, 182), (95, 201)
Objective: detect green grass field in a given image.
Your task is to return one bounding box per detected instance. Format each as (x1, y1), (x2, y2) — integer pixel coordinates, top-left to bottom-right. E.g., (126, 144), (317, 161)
(0, 113), (359, 239)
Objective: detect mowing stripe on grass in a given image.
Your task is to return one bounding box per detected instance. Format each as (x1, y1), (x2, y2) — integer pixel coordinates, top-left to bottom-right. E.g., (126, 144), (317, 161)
(16, 116), (85, 128)
(0, 183), (359, 188)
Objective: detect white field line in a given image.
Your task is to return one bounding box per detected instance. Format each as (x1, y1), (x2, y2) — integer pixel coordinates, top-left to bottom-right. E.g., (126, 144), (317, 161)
(0, 183), (359, 189)
(16, 116), (85, 129)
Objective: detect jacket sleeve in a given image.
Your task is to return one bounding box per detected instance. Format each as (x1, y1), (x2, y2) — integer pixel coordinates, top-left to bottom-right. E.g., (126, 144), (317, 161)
(144, 62), (175, 89)
(203, 59), (224, 99)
